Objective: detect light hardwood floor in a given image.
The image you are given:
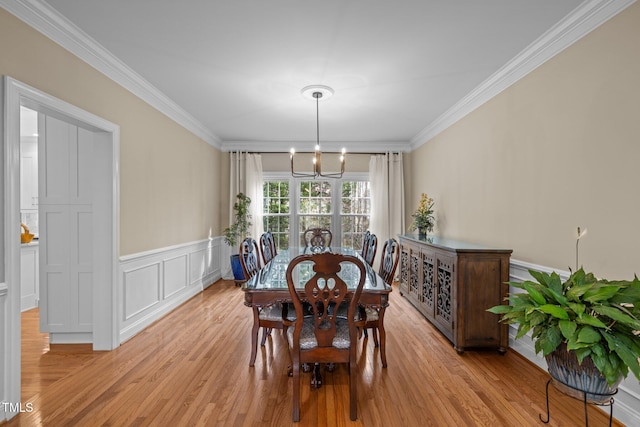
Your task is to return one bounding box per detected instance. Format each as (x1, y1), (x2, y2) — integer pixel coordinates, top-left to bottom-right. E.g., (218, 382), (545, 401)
(4, 280), (620, 426)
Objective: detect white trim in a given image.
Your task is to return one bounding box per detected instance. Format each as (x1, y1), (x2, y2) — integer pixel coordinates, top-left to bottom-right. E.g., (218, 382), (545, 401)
(0, 0), (221, 149)
(507, 259), (640, 426)
(119, 238), (216, 263)
(410, 0), (636, 148)
(3, 76), (120, 421)
(49, 332), (92, 344)
(509, 258), (571, 281)
(0, 283), (8, 421)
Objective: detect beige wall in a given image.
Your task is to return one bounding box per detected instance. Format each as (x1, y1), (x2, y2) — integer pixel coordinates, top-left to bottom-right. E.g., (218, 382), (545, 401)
(407, 3), (640, 279)
(0, 9), (225, 256)
(262, 152), (371, 173)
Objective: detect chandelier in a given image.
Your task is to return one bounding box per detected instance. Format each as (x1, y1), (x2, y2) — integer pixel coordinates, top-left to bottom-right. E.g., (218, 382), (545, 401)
(290, 85), (346, 179)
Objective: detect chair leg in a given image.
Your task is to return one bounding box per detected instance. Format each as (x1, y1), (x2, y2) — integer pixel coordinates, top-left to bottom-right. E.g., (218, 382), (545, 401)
(372, 327), (379, 347)
(260, 327), (272, 346)
(349, 361), (357, 421)
(378, 310), (388, 368)
(249, 308), (260, 366)
(311, 363), (322, 388)
(292, 357), (301, 422)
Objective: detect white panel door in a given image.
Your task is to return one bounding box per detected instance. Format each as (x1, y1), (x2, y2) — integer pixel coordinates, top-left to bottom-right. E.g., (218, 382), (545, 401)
(20, 140), (38, 210)
(39, 115), (94, 334)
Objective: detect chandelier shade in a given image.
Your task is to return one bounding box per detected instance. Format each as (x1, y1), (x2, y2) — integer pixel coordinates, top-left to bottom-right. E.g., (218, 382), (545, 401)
(290, 85), (345, 179)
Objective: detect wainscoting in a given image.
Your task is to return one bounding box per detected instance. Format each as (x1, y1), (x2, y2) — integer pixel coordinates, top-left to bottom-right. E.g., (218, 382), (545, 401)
(509, 259), (640, 426)
(118, 237), (222, 343)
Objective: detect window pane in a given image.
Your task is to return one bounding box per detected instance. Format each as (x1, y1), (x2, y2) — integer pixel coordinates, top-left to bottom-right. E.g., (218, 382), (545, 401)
(299, 180), (331, 215)
(263, 180), (290, 249)
(340, 180), (371, 249)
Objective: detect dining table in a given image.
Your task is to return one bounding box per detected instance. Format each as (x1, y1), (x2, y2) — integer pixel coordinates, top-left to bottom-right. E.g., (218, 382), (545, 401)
(241, 246), (393, 368)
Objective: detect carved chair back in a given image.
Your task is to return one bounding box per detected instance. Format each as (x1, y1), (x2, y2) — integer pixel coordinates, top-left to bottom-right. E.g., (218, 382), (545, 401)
(260, 231), (277, 264)
(378, 238), (399, 285)
(360, 230), (371, 258)
(303, 228), (333, 250)
(239, 237), (261, 279)
(364, 233), (378, 267)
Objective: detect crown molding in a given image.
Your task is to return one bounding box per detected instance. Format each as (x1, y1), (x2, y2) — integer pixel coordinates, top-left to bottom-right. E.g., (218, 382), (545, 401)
(0, 0), (222, 148)
(410, 0), (636, 150)
(4, 0), (633, 153)
(221, 140), (412, 153)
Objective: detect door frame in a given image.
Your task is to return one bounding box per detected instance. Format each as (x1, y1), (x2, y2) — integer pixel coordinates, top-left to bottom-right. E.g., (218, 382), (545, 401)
(3, 76), (120, 418)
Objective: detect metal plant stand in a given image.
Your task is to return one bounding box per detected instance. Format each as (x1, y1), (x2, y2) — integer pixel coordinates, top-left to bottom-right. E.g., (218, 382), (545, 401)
(539, 378), (617, 427)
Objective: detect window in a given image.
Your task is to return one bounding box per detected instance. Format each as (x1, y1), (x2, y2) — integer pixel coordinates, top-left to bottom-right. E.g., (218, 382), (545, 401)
(262, 180), (290, 249)
(263, 174), (370, 250)
(298, 180), (332, 246)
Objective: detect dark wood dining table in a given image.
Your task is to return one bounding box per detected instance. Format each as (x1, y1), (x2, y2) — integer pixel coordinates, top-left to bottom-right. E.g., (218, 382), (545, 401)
(241, 247), (392, 367)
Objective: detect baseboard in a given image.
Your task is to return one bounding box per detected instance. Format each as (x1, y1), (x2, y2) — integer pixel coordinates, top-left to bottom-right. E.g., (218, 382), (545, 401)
(49, 332), (92, 344)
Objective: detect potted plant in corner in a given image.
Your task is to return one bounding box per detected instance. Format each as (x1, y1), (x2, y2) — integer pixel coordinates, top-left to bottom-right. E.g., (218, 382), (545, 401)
(223, 193), (252, 281)
(488, 264), (640, 403)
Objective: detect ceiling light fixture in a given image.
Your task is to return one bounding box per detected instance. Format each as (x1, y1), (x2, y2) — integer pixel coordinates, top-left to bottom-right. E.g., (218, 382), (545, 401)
(290, 85), (345, 179)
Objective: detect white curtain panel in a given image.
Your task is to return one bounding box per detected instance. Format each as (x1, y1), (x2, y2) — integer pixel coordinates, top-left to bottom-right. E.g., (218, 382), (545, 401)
(245, 153), (264, 240)
(369, 152), (405, 269)
(226, 151), (264, 278)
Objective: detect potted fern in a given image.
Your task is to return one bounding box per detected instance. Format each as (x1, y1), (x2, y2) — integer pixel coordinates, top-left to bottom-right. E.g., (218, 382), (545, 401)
(223, 193), (252, 281)
(489, 267), (640, 402)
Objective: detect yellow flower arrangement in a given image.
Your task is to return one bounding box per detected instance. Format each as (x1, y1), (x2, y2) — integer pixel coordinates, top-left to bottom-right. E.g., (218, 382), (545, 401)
(410, 193), (435, 234)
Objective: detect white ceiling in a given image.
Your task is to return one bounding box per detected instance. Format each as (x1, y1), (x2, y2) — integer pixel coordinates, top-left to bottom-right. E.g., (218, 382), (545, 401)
(13, 0), (617, 152)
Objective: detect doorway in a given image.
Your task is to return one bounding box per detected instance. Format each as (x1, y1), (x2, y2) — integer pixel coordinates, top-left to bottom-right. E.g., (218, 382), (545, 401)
(3, 77), (120, 419)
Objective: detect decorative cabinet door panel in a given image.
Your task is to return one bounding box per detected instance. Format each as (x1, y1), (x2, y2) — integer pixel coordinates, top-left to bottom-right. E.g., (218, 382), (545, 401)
(408, 247), (420, 299)
(434, 253), (455, 336)
(399, 246), (409, 294)
(39, 114), (94, 334)
(421, 250), (435, 315)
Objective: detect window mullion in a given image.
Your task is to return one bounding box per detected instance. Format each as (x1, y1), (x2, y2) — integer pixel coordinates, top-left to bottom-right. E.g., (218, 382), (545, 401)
(290, 177), (298, 248)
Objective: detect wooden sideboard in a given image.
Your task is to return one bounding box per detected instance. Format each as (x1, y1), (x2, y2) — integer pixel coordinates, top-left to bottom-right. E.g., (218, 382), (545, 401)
(398, 235), (512, 353)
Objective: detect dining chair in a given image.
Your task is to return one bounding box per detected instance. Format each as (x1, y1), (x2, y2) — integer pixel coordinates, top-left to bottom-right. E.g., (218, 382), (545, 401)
(302, 227), (332, 250)
(363, 233), (378, 267)
(240, 237), (285, 366)
(284, 252), (366, 422)
(363, 238), (399, 354)
(259, 231), (277, 265)
(239, 237), (261, 279)
(360, 230), (371, 258)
